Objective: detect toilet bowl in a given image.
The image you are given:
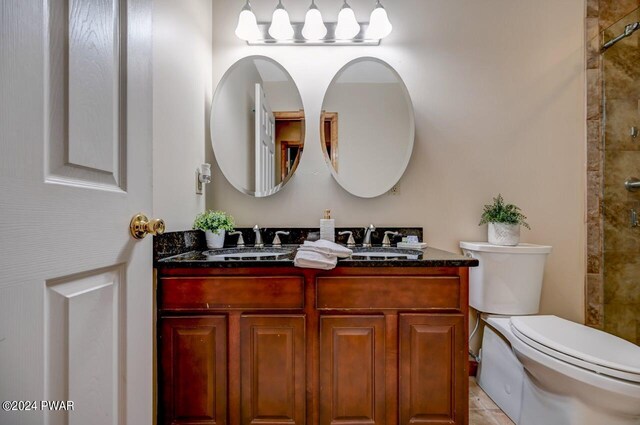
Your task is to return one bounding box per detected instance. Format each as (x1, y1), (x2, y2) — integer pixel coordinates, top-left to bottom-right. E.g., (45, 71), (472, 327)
(461, 242), (640, 425)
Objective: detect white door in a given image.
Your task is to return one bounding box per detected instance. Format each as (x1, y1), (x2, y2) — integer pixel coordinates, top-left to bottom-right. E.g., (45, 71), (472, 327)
(255, 83), (276, 197)
(0, 1), (154, 425)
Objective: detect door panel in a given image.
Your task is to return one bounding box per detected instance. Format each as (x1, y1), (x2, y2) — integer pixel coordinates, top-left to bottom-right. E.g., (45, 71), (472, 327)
(241, 316), (306, 425)
(0, 0), (153, 424)
(47, 0), (128, 189)
(319, 316), (386, 425)
(46, 266), (125, 425)
(160, 317), (227, 425)
(255, 83), (276, 196)
(399, 314), (466, 425)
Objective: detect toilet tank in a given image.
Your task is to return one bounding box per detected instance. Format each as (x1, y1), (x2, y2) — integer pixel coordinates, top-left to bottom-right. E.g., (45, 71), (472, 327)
(460, 242), (552, 315)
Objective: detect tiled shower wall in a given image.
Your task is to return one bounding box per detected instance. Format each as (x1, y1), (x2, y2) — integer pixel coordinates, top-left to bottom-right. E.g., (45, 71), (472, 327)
(602, 11), (640, 343)
(586, 0), (640, 343)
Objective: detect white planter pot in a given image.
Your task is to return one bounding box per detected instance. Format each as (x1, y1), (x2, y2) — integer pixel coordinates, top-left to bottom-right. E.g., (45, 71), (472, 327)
(205, 229), (226, 249)
(488, 223), (520, 246)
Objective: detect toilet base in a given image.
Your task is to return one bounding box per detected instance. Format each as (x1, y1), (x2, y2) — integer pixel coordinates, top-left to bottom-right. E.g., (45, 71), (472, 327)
(479, 316), (640, 425)
(477, 324), (523, 423)
(519, 374), (640, 425)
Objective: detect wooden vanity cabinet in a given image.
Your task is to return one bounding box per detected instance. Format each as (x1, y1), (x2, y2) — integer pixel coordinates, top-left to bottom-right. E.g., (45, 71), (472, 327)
(157, 267), (469, 425)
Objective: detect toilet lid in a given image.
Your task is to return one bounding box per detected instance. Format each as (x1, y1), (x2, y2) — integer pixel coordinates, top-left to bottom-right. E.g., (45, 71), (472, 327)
(510, 315), (640, 383)
(459, 241), (552, 254)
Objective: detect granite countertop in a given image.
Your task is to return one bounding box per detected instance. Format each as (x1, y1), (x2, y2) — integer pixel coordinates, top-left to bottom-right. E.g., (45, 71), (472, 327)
(154, 230), (478, 269)
(155, 245), (478, 269)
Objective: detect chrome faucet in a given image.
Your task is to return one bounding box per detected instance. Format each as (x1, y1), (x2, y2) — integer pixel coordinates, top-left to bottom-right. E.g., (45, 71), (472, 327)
(253, 225), (264, 248)
(382, 231), (400, 248)
(362, 224), (376, 248)
(228, 231), (245, 248)
(272, 231), (290, 247)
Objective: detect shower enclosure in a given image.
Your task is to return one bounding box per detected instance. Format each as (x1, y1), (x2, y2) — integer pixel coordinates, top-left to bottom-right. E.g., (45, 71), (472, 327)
(601, 8), (640, 344)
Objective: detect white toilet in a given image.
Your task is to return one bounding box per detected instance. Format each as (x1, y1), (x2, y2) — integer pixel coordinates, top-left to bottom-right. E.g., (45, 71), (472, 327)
(460, 241), (640, 425)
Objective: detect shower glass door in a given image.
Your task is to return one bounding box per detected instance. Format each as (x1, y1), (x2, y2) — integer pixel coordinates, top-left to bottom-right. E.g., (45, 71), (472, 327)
(602, 8), (640, 344)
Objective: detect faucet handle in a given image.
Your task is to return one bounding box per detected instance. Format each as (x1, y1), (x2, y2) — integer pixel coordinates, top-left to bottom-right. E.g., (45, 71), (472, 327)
(228, 231), (245, 248)
(272, 231), (290, 247)
(339, 231), (356, 248)
(382, 231), (401, 248)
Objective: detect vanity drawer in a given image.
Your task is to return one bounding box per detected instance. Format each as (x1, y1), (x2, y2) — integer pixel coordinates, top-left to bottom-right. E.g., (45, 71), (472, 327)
(160, 276), (305, 311)
(316, 276), (460, 310)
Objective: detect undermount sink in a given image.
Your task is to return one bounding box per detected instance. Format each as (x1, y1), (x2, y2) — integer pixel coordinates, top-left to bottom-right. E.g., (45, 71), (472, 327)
(204, 247), (294, 261)
(350, 247), (422, 260)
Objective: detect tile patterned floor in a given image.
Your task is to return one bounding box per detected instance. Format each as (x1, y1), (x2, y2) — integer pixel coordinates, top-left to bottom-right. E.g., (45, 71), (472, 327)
(470, 377), (515, 425)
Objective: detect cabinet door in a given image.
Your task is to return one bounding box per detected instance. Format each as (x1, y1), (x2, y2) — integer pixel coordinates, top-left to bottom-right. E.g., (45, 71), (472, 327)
(399, 314), (467, 425)
(159, 316), (227, 425)
(241, 316), (306, 425)
(319, 316), (386, 425)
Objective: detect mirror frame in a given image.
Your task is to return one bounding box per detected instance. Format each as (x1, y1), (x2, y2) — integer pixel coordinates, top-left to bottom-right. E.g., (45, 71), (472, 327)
(320, 57), (415, 198)
(210, 55), (305, 198)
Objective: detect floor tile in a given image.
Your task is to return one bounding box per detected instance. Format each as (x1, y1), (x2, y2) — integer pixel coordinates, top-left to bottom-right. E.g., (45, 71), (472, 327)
(470, 377), (515, 425)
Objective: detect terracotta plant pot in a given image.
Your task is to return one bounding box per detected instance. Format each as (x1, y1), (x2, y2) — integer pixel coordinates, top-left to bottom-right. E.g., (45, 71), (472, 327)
(488, 223), (520, 246)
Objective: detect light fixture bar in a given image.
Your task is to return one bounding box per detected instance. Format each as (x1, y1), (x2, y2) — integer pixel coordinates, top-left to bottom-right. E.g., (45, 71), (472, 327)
(247, 22), (380, 46)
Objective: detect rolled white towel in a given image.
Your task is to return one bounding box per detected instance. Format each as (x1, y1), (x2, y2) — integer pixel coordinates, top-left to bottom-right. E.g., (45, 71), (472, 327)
(294, 250), (338, 270)
(301, 240), (352, 258)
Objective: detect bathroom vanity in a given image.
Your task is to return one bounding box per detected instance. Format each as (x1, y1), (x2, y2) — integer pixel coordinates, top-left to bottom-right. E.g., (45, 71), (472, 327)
(155, 232), (477, 425)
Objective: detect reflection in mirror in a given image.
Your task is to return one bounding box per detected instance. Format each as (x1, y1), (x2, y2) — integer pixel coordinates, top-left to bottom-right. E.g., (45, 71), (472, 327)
(211, 56), (304, 197)
(321, 58), (414, 198)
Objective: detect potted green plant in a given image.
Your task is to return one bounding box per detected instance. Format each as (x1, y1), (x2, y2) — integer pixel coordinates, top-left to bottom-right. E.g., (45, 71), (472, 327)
(193, 210), (235, 249)
(479, 194), (530, 246)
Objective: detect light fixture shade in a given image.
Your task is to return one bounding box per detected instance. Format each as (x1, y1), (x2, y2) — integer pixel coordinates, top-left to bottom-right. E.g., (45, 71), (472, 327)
(302, 3), (327, 40)
(368, 2), (392, 39)
(335, 2), (360, 39)
(269, 2), (294, 40)
(235, 3), (260, 41)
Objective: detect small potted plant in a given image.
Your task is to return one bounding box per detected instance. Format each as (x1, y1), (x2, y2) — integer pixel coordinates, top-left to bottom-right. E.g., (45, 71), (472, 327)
(479, 194), (530, 246)
(193, 210), (235, 249)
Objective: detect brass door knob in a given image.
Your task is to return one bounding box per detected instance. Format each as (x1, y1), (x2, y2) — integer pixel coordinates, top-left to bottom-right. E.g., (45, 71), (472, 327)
(130, 213), (166, 240)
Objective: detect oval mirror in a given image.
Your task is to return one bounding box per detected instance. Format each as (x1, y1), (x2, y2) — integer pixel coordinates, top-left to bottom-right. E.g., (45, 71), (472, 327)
(211, 56), (305, 197)
(321, 58), (414, 198)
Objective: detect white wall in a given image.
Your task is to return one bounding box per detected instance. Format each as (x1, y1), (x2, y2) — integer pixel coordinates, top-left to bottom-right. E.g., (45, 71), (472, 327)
(207, 0), (586, 322)
(153, 0), (211, 231)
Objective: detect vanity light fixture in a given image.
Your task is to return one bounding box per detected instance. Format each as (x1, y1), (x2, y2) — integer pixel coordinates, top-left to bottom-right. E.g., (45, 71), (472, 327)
(268, 0), (294, 40)
(302, 0), (327, 40)
(235, 0), (260, 41)
(367, 0), (392, 39)
(335, 0), (360, 39)
(238, 0), (393, 45)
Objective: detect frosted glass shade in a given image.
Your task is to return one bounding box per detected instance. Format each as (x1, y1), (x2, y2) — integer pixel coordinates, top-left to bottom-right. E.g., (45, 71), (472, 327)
(269, 7), (294, 40)
(368, 5), (392, 39)
(302, 7), (327, 40)
(235, 9), (260, 41)
(335, 6), (360, 39)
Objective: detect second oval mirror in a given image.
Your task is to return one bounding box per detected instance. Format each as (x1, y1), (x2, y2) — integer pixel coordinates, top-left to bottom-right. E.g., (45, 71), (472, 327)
(211, 56), (304, 197)
(321, 58), (414, 198)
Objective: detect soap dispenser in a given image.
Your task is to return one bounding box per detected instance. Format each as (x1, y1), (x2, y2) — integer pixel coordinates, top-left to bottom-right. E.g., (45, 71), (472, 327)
(320, 209), (335, 242)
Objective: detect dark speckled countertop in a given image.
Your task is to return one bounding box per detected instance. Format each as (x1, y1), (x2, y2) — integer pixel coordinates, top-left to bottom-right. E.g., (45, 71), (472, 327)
(154, 230), (478, 269)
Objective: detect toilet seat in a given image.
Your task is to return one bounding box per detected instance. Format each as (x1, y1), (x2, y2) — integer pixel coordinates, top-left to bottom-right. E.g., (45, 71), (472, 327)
(510, 315), (640, 383)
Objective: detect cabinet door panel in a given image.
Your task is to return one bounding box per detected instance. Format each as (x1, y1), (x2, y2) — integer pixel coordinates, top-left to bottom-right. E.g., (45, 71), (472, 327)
(320, 316), (386, 425)
(241, 316), (306, 425)
(399, 314), (466, 425)
(159, 316), (227, 425)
